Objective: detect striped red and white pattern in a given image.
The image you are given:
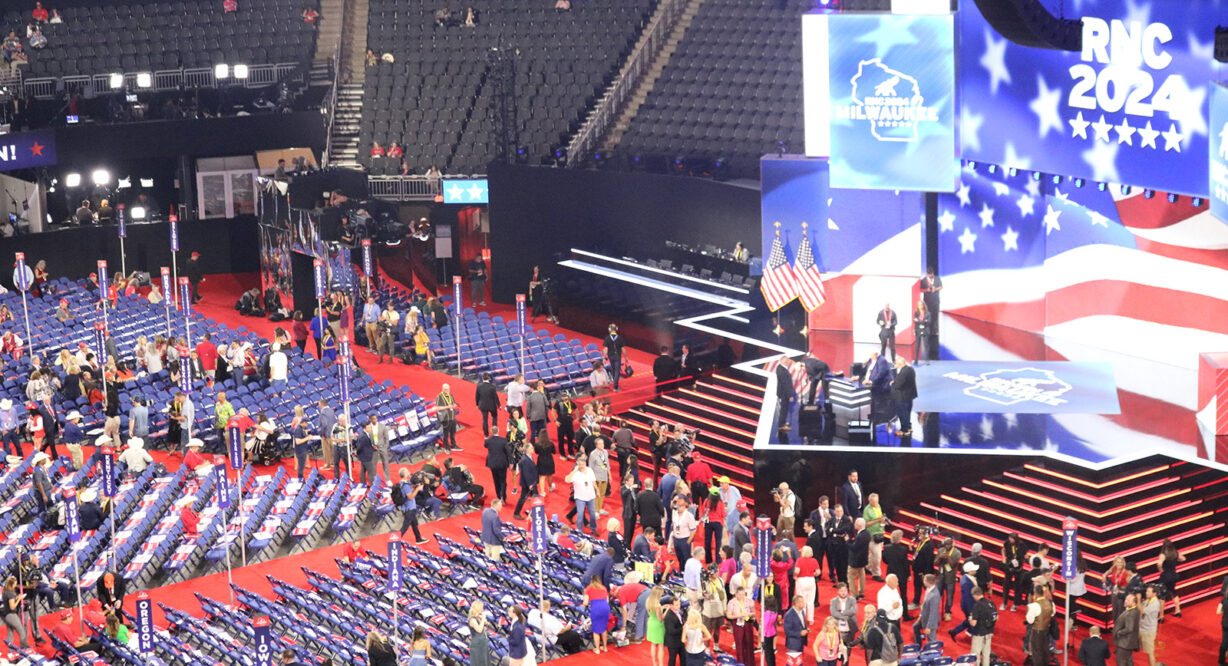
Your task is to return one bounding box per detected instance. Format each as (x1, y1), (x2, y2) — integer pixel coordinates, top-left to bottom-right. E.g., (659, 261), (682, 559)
(793, 229), (827, 311)
(764, 356), (810, 396)
(761, 232), (799, 311)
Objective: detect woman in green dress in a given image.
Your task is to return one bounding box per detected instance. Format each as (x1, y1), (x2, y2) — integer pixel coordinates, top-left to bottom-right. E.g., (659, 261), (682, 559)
(467, 600), (491, 666)
(645, 586), (666, 666)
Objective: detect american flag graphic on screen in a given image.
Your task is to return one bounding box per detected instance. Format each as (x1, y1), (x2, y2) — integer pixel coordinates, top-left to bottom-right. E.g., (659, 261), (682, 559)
(793, 227), (826, 311)
(761, 229), (798, 312)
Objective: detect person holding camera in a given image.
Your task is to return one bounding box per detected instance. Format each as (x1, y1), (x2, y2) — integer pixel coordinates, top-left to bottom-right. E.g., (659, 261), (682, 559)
(394, 468), (429, 544)
(774, 482), (797, 536)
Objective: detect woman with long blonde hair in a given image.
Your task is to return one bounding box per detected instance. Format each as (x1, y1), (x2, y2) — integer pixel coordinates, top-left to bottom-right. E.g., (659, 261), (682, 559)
(467, 600), (491, 666)
(645, 586), (666, 666)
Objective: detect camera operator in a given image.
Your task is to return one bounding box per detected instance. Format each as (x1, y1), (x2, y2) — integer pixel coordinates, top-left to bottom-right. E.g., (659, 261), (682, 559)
(774, 482), (798, 535)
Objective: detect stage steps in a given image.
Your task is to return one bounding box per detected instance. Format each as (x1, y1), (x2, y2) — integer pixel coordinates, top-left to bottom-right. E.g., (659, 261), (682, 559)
(890, 456), (1228, 627)
(603, 368), (761, 503)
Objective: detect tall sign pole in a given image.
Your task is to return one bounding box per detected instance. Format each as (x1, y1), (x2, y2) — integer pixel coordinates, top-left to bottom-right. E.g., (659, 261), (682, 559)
(253, 615), (272, 666)
(227, 425), (248, 566)
(361, 238), (374, 300)
(215, 459), (235, 607)
(14, 253), (32, 358)
(755, 514), (772, 662)
(179, 277), (193, 348)
(388, 533), (403, 655)
(453, 275), (463, 377)
(1061, 516), (1079, 666)
(117, 204), (127, 276)
(340, 336), (354, 481)
(169, 214), (180, 309)
(101, 445), (116, 568)
(313, 259), (326, 360)
(95, 322), (109, 404)
(65, 487), (83, 633)
(160, 267), (173, 338)
(530, 498), (548, 663)
(516, 294), (526, 376)
(136, 592), (153, 654)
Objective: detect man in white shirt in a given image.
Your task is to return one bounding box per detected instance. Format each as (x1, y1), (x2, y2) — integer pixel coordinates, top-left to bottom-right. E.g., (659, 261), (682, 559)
(683, 547), (705, 606)
(565, 456), (598, 535)
(776, 482), (797, 535)
(505, 374), (531, 416)
(529, 599), (583, 654)
(877, 573), (904, 628)
(671, 496), (700, 569)
(268, 343), (288, 394)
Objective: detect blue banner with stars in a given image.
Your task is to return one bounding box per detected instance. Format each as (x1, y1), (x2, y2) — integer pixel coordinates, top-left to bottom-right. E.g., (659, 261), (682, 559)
(0, 129), (56, 173)
(827, 14), (957, 192)
(960, 0), (1224, 197)
(442, 179), (489, 204)
(1211, 84), (1228, 223)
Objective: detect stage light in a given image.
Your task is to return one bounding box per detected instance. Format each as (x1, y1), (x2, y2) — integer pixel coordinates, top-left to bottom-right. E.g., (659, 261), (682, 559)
(1120, 185), (1131, 195)
(1167, 193), (1178, 203)
(233, 64), (249, 79)
(1051, 175), (1063, 184)
(215, 64), (229, 79)
(136, 73), (152, 88)
(65, 173), (81, 188)
(1143, 189), (1155, 199)
(140, 178), (154, 188)
(109, 73), (123, 89)
(714, 156), (726, 168)
(131, 206), (147, 220)
(1097, 182), (1107, 191)
(91, 169), (111, 186)
(1073, 178), (1084, 187)
(967, 161), (976, 170)
(1032, 171), (1042, 181)
(1192, 197), (1203, 206)
(1008, 167), (1018, 177)
(117, 177), (131, 189)
(987, 164), (997, 174)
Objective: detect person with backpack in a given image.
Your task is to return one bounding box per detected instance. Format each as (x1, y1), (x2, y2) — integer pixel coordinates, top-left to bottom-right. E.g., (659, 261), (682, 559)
(393, 468), (428, 544)
(967, 585), (996, 666)
(862, 608), (901, 666)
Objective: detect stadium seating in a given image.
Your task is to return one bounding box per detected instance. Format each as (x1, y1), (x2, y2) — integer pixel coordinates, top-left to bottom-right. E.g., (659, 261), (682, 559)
(616, 0), (810, 179)
(359, 0), (656, 174)
(1, 0), (320, 79)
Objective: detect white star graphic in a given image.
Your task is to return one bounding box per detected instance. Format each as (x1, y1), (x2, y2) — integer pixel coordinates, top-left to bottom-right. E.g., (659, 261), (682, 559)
(1003, 142), (1032, 170)
(1053, 188), (1070, 202)
(1015, 193), (1035, 217)
(956, 183), (972, 208)
(1029, 74), (1064, 139)
(1043, 204), (1062, 235)
(1165, 77), (1208, 142)
(1124, 0), (1151, 30)
(466, 183), (486, 200)
(447, 184), (464, 201)
(1091, 115), (1112, 143)
(1069, 111), (1090, 140)
(1137, 121), (1160, 149)
(1025, 178), (1041, 198)
(958, 226), (978, 254)
(828, 218), (839, 230)
(1001, 226), (1020, 251)
(961, 106), (984, 154)
(980, 29), (1012, 95)
(978, 203), (996, 228)
(1115, 117), (1136, 145)
(991, 182), (1010, 197)
(958, 426), (971, 445)
(937, 209), (956, 233)
(1087, 210), (1111, 227)
(980, 415), (995, 441)
(1162, 123), (1184, 152)
(1082, 140), (1120, 182)
(1189, 32), (1216, 61)
(1003, 412), (1017, 430)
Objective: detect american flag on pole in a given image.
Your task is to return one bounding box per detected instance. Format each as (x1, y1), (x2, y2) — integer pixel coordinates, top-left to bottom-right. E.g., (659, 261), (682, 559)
(793, 223), (826, 311)
(761, 223), (798, 311)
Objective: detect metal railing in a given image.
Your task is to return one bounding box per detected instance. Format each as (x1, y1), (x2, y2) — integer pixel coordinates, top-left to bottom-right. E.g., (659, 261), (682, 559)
(564, 0), (689, 166)
(367, 175), (483, 201)
(20, 63), (302, 99)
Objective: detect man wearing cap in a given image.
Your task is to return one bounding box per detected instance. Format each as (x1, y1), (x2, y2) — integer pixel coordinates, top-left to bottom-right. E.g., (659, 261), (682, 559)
(0, 398), (20, 457)
(61, 411), (85, 469)
(685, 451), (714, 500)
(183, 438), (208, 472)
(96, 571), (126, 612)
(54, 299), (74, 323)
(78, 488), (104, 530)
(968, 542), (992, 608)
(31, 452), (52, 513)
(20, 551), (72, 625)
(186, 250), (204, 303)
(119, 437), (153, 474)
(949, 560), (981, 640)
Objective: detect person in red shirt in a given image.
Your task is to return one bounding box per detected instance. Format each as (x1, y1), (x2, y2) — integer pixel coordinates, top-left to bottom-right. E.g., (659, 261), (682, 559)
(370, 141), (385, 158)
(554, 525), (577, 551)
(342, 540), (363, 562)
(301, 7), (318, 22)
(228, 408), (255, 434)
(48, 610), (103, 653)
(769, 547), (793, 609)
(387, 142), (404, 159)
(180, 501), (200, 537)
(83, 598), (106, 626)
(182, 438), (206, 472)
(793, 545), (821, 624)
(31, 2), (48, 22)
(685, 451), (715, 489)
(195, 332), (219, 382)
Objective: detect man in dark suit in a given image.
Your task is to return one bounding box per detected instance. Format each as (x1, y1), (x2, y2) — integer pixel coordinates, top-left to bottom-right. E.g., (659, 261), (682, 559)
(825, 504), (852, 585)
(484, 433), (512, 502)
(883, 530), (912, 620)
(678, 344), (699, 379)
(1078, 625), (1112, 666)
(877, 302), (897, 360)
(808, 496), (834, 581)
(636, 477), (666, 536)
(775, 356), (796, 432)
(512, 443), (538, 519)
(652, 346), (678, 395)
(803, 352), (830, 406)
(892, 356), (918, 436)
(602, 324), (625, 391)
(730, 512), (753, 555)
(474, 372), (500, 437)
(663, 595), (685, 666)
(863, 352), (894, 426)
(840, 470), (865, 521)
(847, 518), (871, 599)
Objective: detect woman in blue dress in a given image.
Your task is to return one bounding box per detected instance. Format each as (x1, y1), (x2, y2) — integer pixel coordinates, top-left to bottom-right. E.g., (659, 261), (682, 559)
(406, 625), (432, 666)
(584, 575), (611, 654)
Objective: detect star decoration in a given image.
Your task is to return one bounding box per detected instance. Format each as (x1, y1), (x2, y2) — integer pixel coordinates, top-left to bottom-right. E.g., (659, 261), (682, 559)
(980, 29), (1012, 95)
(828, 218), (839, 230)
(980, 415), (995, 441)
(447, 184), (464, 200)
(1003, 142), (1032, 170)
(1162, 123), (1184, 152)
(1138, 121), (1160, 149)
(991, 182), (1010, 197)
(29, 142), (44, 157)
(1001, 226), (1019, 251)
(1165, 76), (1208, 141)
(1025, 178), (1041, 198)
(1091, 115), (1112, 143)
(1082, 140), (1120, 182)
(1087, 210), (1111, 227)
(466, 183), (487, 200)
(958, 226), (978, 254)
(937, 209), (955, 233)
(961, 107), (985, 154)
(956, 183), (972, 208)
(1114, 117), (1136, 145)
(978, 203), (996, 228)
(1029, 74), (1064, 139)
(1069, 111), (1090, 140)
(1043, 204), (1062, 235)
(1015, 193), (1035, 217)
(1053, 189), (1069, 202)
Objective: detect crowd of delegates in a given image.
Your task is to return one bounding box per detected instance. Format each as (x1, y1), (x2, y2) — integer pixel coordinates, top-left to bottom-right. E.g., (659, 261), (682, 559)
(762, 468), (1204, 666)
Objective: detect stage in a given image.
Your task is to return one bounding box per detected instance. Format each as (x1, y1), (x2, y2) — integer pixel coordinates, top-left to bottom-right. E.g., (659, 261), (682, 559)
(766, 312), (1210, 466)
